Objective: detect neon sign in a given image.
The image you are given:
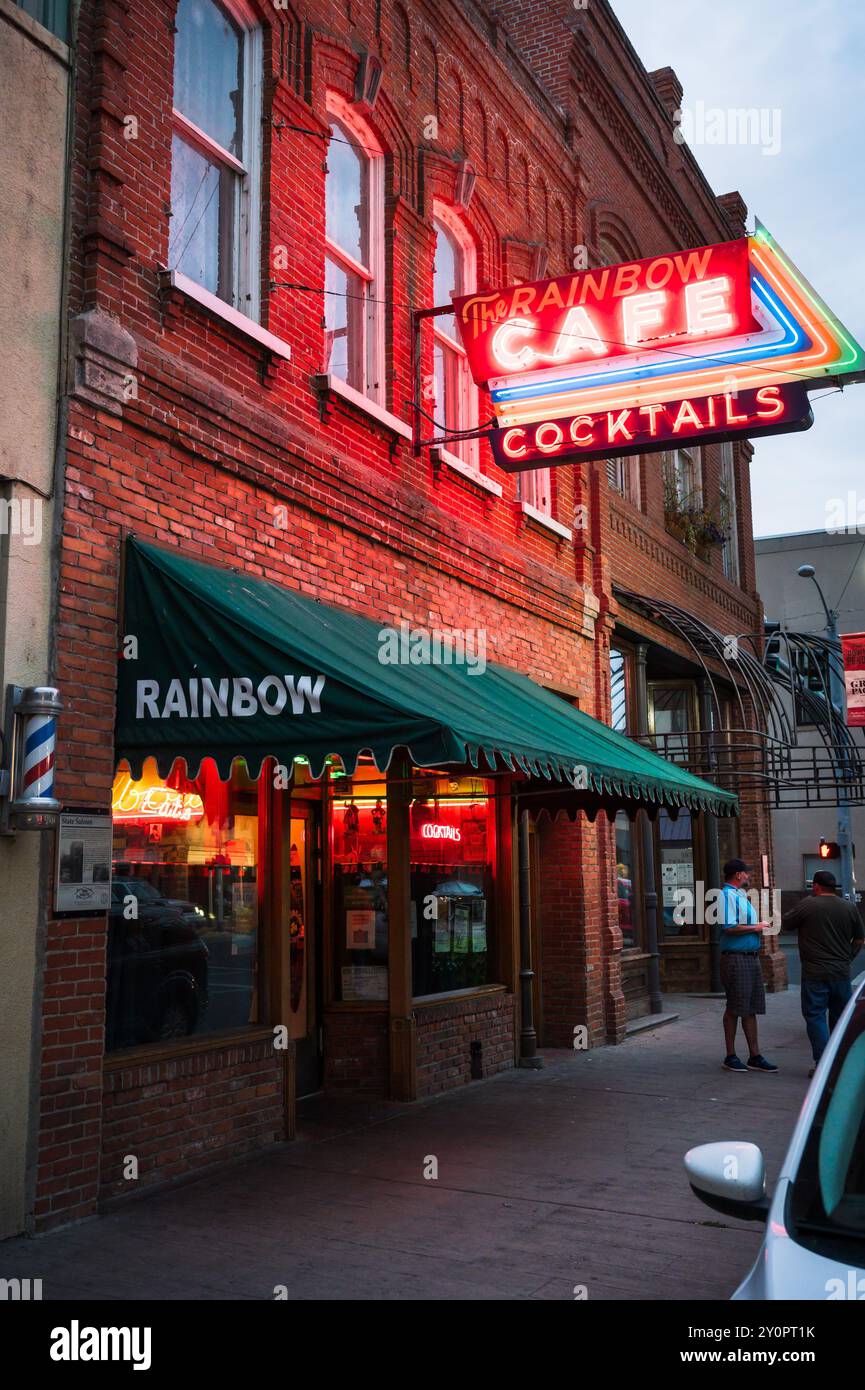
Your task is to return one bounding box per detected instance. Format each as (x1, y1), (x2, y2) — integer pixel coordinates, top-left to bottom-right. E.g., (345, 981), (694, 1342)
(491, 384), (812, 471)
(456, 240), (756, 382)
(421, 822), (462, 843)
(452, 225), (864, 467)
(112, 770), (204, 824)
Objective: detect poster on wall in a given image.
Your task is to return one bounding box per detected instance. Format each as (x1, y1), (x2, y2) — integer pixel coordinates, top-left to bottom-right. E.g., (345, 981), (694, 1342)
(341, 966), (388, 1001)
(841, 632), (865, 726)
(346, 908), (376, 950)
(55, 810), (113, 914)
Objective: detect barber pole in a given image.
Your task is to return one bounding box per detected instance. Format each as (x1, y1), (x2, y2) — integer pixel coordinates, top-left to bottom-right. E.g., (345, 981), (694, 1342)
(20, 710), (57, 802)
(7, 686), (63, 824)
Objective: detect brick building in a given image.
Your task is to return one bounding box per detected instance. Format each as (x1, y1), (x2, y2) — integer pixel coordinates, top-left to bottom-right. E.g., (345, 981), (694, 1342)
(11, 0), (782, 1234)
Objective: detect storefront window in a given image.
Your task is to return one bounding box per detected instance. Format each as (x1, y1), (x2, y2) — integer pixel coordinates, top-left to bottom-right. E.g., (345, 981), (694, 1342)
(614, 811), (638, 949)
(410, 775), (495, 998)
(108, 758), (262, 1050)
(330, 764), (389, 1002)
(658, 808), (697, 938)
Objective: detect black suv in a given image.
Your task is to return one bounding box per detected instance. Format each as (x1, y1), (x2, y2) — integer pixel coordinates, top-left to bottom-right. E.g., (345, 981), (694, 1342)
(106, 878), (209, 1049)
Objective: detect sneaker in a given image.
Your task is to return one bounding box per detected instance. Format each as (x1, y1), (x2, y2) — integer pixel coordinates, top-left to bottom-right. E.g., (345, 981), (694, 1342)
(747, 1054), (779, 1073)
(723, 1054), (748, 1072)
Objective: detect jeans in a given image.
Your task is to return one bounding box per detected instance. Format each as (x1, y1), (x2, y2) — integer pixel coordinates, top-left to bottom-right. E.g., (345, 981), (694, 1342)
(801, 978), (852, 1062)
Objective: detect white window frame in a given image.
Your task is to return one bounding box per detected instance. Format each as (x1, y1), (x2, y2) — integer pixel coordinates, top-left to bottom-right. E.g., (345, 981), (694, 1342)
(518, 467), (552, 516)
(607, 454), (640, 507)
(324, 91), (386, 406)
(667, 446), (702, 507)
(719, 441), (741, 583)
(431, 200), (479, 469)
(170, 0), (262, 320)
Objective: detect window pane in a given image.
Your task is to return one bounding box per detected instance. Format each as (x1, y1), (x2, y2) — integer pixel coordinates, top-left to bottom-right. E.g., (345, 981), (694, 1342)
(651, 685), (692, 760)
(609, 648), (628, 733)
(331, 775), (389, 1003)
(434, 338), (461, 436)
(410, 779), (496, 997)
(615, 812), (637, 948)
(170, 133), (239, 297)
(108, 759), (261, 1050)
(326, 123), (366, 265)
(434, 223), (459, 342)
(325, 255), (365, 389)
(720, 443), (739, 582)
(658, 808), (697, 938)
(174, 0), (243, 158)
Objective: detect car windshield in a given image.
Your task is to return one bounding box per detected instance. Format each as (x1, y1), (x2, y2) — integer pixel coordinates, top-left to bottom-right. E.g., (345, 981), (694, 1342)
(123, 879), (163, 904)
(788, 991), (865, 1264)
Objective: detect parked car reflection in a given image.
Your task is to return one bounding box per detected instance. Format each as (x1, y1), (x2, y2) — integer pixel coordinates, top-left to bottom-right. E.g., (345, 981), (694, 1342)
(107, 878), (209, 1049)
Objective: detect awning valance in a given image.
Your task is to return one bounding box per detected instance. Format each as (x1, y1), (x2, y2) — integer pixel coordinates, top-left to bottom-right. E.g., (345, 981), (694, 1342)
(115, 539), (737, 818)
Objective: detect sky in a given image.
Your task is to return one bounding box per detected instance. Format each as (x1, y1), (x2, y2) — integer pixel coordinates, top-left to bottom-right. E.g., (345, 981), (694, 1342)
(609, 0), (865, 539)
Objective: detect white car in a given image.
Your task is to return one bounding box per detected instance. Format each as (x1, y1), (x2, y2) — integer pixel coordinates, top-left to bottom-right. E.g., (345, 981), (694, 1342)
(685, 976), (865, 1299)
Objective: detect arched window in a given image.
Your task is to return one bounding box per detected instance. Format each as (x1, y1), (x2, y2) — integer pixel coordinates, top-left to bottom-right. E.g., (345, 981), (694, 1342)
(324, 93), (385, 403)
(432, 202), (479, 467)
(169, 0), (262, 318)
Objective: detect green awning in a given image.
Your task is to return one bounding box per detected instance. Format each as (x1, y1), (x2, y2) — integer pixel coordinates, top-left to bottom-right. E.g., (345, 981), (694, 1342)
(115, 538), (737, 818)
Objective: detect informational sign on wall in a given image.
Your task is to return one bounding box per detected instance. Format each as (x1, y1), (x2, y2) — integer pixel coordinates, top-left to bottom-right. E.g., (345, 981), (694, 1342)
(55, 810), (112, 914)
(841, 632), (865, 727)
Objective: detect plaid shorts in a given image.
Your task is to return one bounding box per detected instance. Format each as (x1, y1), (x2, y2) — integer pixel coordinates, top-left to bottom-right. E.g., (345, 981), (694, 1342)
(720, 952), (766, 1017)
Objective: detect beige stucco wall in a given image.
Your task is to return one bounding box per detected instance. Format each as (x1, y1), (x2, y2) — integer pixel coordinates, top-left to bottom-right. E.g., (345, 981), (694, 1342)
(0, 0), (69, 1239)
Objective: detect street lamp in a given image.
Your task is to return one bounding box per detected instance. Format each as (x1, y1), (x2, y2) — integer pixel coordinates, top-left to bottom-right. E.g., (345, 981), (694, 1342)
(797, 564), (855, 900)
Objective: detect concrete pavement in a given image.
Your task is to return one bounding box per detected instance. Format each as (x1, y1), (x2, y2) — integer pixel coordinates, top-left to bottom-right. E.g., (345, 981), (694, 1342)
(1, 986), (818, 1300)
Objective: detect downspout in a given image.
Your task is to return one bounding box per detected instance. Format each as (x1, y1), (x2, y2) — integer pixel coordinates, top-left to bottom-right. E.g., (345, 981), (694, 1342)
(518, 808), (543, 1068)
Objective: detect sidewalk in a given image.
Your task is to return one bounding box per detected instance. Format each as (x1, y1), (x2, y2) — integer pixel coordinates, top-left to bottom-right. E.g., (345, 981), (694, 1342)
(1, 987), (813, 1300)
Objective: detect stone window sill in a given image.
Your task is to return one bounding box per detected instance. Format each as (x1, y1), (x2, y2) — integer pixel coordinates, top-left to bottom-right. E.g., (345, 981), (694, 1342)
(313, 372), (412, 441)
(520, 501), (573, 541)
(160, 269), (292, 367)
(431, 445), (502, 496)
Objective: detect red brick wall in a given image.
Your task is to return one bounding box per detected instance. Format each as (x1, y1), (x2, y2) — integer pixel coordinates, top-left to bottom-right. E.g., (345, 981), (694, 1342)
(34, 915), (105, 1233)
(414, 991), (516, 1098)
(100, 1040), (284, 1203)
(323, 1009), (389, 1094)
(32, 0), (777, 1229)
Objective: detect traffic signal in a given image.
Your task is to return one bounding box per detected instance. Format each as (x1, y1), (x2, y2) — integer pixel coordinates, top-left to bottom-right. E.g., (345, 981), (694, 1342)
(819, 839), (841, 860)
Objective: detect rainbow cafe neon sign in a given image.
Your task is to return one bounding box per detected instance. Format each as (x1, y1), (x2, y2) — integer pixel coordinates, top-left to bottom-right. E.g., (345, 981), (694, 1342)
(451, 224), (865, 471)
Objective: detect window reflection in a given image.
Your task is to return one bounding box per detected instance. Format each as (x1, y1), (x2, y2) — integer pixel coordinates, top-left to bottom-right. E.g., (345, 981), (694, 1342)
(410, 775), (495, 997)
(108, 758), (260, 1050)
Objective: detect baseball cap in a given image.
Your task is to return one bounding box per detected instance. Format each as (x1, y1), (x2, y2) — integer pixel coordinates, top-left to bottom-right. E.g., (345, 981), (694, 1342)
(723, 858), (750, 878)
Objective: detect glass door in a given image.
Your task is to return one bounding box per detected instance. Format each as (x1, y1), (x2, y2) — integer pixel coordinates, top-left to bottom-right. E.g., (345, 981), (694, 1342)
(285, 801), (323, 1096)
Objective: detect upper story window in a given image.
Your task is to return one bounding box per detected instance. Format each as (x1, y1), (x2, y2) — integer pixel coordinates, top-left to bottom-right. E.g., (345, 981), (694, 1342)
(324, 95), (385, 404)
(169, 0), (262, 319)
(15, 0), (69, 41)
(517, 466), (553, 518)
(609, 647), (630, 734)
(664, 446), (702, 508)
(719, 442), (741, 584)
(432, 203), (479, 467)
(607, 454), (641, 507)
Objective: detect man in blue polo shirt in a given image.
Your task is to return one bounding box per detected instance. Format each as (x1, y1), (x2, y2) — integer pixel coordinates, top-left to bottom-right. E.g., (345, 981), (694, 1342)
(719, 858), (778, 1073)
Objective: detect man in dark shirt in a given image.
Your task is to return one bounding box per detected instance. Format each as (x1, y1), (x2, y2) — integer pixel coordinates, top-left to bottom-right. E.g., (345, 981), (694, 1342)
(782, 870), (864, 1072)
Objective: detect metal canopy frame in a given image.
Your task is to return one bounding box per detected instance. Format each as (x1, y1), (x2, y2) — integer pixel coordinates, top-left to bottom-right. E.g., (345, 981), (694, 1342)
(614, 587), (865, 810)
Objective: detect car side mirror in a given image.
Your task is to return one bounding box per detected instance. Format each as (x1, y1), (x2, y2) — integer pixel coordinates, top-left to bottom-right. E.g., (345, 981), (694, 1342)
(684, 1141), (770, 1222)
